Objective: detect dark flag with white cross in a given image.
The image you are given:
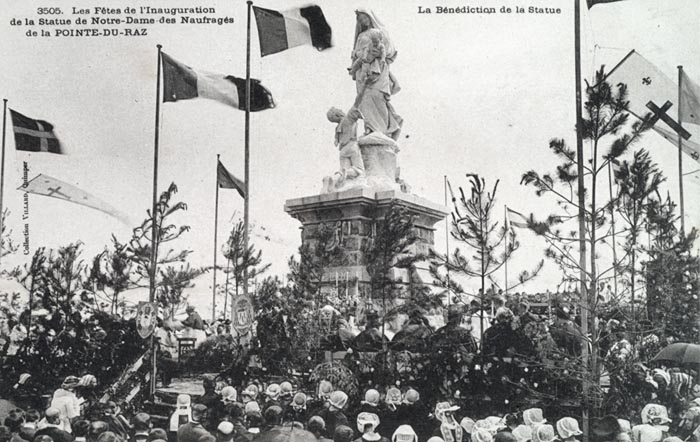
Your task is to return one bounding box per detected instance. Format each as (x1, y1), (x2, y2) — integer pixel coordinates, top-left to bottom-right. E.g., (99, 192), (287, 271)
(9, 109), (62, 154)
(18, 174), (127, 223)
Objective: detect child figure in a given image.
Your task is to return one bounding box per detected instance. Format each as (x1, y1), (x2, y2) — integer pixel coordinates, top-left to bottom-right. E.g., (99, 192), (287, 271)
(325, 106), (365, 191)
(348, 28), (386, 85)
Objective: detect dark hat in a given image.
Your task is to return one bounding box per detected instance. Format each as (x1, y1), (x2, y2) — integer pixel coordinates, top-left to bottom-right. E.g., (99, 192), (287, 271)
(591, 415), (621, 439)
(495, 433), (519, 442)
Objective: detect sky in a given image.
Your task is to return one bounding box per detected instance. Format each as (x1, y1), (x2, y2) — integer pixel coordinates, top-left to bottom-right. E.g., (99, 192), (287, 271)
(0, 0), (698, 312)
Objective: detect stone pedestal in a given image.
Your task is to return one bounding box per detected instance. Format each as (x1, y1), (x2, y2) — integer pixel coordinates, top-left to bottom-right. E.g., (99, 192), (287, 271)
(284, 188), (448, 310)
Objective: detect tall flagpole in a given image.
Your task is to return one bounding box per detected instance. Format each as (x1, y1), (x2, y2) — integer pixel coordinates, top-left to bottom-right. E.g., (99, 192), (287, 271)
(0, 99), (7, 270)
(607, 162), (618, 300)
(149, 44), (163, 397)
(574, 1), (590, 439)
(242, 0), (252, 303)
(212, 154), (221, 322)
(444, 176), (451, 304)
(677, 66), (685, 235)
(504, 205), (509, 294)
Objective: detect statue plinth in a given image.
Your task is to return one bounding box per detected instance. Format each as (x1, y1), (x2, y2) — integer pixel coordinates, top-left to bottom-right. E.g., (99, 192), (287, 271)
(284, 188), (448, 307)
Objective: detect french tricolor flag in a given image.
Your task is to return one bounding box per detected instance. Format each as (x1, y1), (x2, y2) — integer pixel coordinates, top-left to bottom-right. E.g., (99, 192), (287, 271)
(252, 5), (332, 57)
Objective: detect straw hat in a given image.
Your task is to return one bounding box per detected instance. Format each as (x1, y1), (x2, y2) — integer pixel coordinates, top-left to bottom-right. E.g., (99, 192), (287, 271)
(292, 392), (307, 408)
(280, 382), (294, 396)
(242, 385), (259, 400)
(404, 388), (420, 404)
(556, 418), (583, 439)
(217, 422), (234, 435)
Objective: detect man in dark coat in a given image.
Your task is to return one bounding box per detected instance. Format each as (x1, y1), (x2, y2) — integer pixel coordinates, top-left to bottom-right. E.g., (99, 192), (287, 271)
(182, 306), (204, 330)
(352, 312), (388, 352)
(390, 309), (433, 353)
(429, 305), (478, 354)
(177, 405), (211, 442)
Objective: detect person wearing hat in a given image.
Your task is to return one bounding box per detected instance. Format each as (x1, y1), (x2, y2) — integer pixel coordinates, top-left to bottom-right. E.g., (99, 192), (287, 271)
(355, 413), (388, 442)
(284, 393), (308, 426)
(178, 404), (212, 442)
(310, 381), (335, 416)
(382, 388), (402, 438)
(522, 409), (546, 429)
(130, 413), (152, 442)
(532, 425), (556, 442)
(482, 307), (532, 358)
(147, 429), (168, 442)
(103, 401), (131, 441)
(182, 306), (204, 331)
(243, 411), (263, 438)
(212, 386), (241, 430)
(264, 384), (282, 411)
(429, 305), (478, 354)
(4, 409), (28, 442)
(317, 392), (350, 439)
(215, 422), (234, 442)
(432, 402), (463, 442)
(279, 382), (295, 411)
(396, 389), (429, 442)
(241, 385), (259, 404)
(169, 395), (193, 442)
(34, 409), (74, 442)
(355, 390), (385, 434)
(49, 376), (81, 433)
(632, 405), (671, 442)
(556, 418), (582, 442)
(512, 425), (532, 442)
(591, 416), (622, 442)
(352, 311), (388, 352)
(494, 432), (518, 442)
(392, 425), (418, 442)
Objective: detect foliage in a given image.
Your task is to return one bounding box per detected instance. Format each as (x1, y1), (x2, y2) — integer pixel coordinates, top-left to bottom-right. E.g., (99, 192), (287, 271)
(3, 243), (147, 396)
(645, 197), (700, 342)
(613, 149), (665, 322)
(87, 239), (132, 315)
(114, 182), (203, 316)
(219, 220), (270, 318)
(432, 175), (541, 330)
(1, 209), (18, 264)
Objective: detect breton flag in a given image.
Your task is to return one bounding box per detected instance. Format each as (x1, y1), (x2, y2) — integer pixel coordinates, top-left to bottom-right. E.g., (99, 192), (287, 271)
(217, 160), (245, 198)
(603, 50), (700, 163)
(252, 5), (332, 57)
(587, 0), (626, 8)
(161, 52), (275, 111)
(10, 110), (62, 154)
(18, 174), (128, 223)
(505, 207), (529, 230)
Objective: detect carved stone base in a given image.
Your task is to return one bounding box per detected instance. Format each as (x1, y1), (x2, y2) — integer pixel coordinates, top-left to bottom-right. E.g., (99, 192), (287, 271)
(284, 188), (448, 307)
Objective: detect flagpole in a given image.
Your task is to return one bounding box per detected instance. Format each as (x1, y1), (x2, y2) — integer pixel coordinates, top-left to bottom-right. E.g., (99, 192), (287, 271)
(574, 0), (590, 439)
(242, 0), (253, 303)
(212, 154), (221, 322)
(443, 175), (451, 304)
(504, 205), (509, 295)
(607, 161), (618, 300)
(149, 44), (163, 398)
(677, 66), (685, 235)
(0, 99), (7, 271)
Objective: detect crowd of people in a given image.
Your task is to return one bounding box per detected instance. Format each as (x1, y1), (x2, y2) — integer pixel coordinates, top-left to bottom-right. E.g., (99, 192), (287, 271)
(3, 373), (700, 442)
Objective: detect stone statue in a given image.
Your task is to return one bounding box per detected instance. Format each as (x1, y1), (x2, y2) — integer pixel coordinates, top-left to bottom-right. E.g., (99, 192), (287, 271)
(350, 9), (402, 141)
(322, 106), (366, 194)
